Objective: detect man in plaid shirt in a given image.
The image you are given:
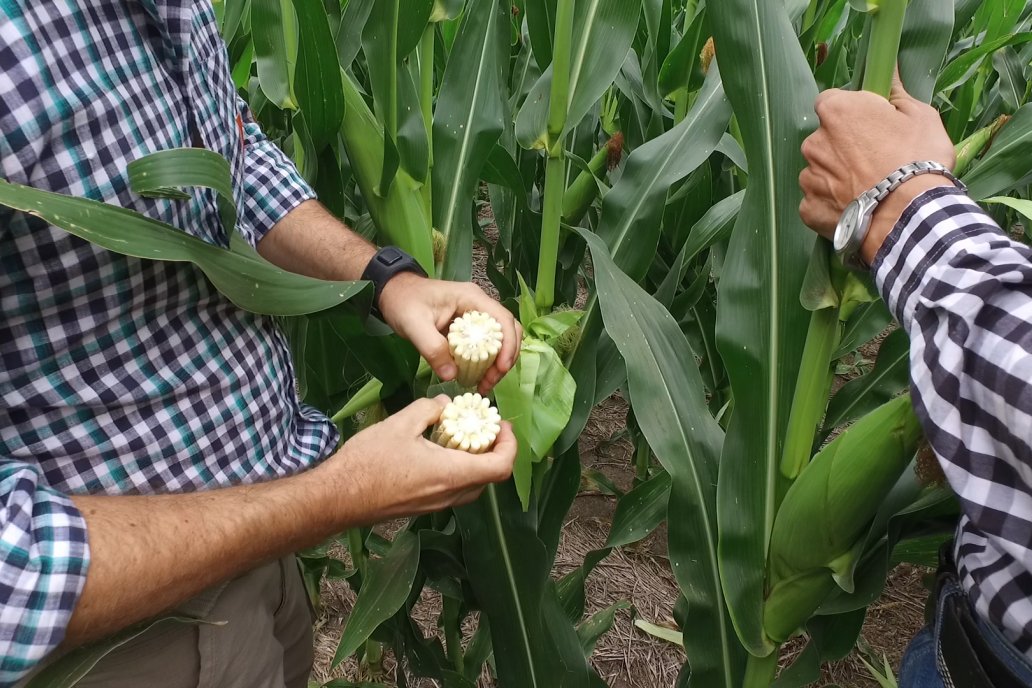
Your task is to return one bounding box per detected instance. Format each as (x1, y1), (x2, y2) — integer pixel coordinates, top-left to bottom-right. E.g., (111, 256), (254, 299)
(802, 76), (1032, 686)
(0, 2), (519, 686)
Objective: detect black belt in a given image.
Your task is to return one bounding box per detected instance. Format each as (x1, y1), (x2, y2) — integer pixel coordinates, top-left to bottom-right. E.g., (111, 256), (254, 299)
(936, 543), (1027, 688)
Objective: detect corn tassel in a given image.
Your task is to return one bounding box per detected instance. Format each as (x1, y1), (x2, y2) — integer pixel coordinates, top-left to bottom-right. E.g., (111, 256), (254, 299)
(431, 393), (502, 454)
(448, 311), (503, 388)
(764, 394), (923, 642)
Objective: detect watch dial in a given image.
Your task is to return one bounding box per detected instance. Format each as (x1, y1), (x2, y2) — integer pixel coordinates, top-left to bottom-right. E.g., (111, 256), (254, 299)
(834, 201), (861, 252)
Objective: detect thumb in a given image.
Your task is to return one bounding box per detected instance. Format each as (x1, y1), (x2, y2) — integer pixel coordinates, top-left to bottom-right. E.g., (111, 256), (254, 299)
(889, 66), (913, 105)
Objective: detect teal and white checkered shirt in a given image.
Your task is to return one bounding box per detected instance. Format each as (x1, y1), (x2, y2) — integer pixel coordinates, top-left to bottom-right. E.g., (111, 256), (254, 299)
(0, 2), (338, 682)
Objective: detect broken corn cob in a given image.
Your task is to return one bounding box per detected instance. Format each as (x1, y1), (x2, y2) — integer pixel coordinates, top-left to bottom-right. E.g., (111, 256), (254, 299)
(447, 311), (503, 388)
(431, 393), (502, 454)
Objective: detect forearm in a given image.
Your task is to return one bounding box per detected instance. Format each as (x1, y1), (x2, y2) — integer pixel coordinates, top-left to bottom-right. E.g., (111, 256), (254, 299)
(257, 199), (376, 281)
(872, 186), (1032, 472)
(65, 461), (349, 646)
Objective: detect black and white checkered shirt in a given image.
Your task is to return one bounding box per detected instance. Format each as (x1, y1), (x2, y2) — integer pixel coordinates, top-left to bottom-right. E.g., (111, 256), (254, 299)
(0, 2), (338, 682)
(874, 186), (1032, 655)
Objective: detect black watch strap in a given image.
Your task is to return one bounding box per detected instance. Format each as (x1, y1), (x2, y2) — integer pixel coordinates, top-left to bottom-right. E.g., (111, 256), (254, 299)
(361, 246), (428, 319)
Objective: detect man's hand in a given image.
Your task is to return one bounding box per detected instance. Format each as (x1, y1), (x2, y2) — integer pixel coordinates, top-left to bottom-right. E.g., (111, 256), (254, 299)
(799, 74), (956, 264)
(379, 273), (522, 394)
(322, 395), (517, 522)
(67, 396), (515, 646)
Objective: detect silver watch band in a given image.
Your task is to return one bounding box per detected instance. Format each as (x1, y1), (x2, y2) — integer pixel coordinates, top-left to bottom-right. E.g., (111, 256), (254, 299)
(839, 160), (965, 268)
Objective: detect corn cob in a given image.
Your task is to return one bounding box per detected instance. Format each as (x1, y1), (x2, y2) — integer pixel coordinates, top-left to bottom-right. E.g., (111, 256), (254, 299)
(764, 394), (923, 643)
(447, 311), (503, 388)
(431, 393), (502, 454)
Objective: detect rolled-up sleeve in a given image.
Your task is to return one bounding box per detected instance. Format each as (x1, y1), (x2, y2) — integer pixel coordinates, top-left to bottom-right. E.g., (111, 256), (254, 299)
(235, 97), (317, 245)
(0, 461), (89, 685)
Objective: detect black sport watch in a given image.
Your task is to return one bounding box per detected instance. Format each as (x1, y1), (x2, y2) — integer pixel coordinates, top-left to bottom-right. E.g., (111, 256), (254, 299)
(361, 246), (428, 319)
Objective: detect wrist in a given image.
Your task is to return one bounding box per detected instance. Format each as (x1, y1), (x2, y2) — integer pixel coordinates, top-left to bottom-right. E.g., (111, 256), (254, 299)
(362, 246), (428, 319)
(860, 175), (955, 266)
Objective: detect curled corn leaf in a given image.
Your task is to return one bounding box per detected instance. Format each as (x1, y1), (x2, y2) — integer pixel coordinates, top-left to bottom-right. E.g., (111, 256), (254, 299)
(431, 393), (502, 454)
(448, 311), (503, 387)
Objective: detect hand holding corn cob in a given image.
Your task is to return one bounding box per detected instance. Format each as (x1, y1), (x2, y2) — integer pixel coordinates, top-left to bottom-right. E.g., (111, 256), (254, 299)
(431, 393), (503, 454)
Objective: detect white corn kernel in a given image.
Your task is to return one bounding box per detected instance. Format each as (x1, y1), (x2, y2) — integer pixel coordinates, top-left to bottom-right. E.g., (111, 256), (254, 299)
(431, 393), (502, 454)
(447, 311), (503, 388)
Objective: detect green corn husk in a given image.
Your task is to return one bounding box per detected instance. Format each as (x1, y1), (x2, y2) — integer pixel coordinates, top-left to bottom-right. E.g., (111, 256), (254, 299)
(562, 134), (623, 225)
(340, 71), (435, 274)
(764, 394), (923, 642)
(954, 114), (1010, 179)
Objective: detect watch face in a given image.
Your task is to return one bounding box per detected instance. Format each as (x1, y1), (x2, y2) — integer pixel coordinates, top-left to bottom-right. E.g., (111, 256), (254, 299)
(834, 201), (861, 252)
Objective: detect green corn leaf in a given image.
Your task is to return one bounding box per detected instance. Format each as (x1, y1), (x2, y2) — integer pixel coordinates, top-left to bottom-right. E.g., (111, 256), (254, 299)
(580, 227), (744, 687)
(770, 610), (866, 688)
(127, 148), (237, 230)
(936, 32), (1032, 93)
(898, 0), (955, 104)
(634, 619), (684, 648)
(251, 0), (298, 109)
(983, 195), (1032, 222)
(335, 0), (375, 69)
(578, 601), (632, 655)
(823, 328), (911, 434)
(834, 300), (893, 360)
(340, 72), (435, 273)
(455, 483), (591, 688)
(993, 46), (1028, 113)
(293, 0), (344, 149)
(333, 531), (421, 665)
(655, 190), (745, 308)
(557, 69), (729, 467)
(25, 616), (223, 688)
(658, 7), (707, 97)
(523, 0), (558, 70)
(431, 0), (464, 22)
(493, 338), (576, 509)
(963, 103), (1032, 200)
(709, 0), (819, 656)
(594, 68), (731, 281)
(605, 470), (672, 549)
(514, 0), (643, 151)
(432, 0), (507, 281)
(0, 180), (366, 317)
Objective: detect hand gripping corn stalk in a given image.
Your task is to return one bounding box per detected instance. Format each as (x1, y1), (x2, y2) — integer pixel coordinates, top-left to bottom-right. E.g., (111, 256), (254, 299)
(431, 393), (502, 454)
(447, 311), (503, 388)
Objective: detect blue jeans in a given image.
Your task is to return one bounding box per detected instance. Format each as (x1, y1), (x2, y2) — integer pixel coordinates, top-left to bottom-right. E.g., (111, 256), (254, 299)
(900, 580), (1032, 687)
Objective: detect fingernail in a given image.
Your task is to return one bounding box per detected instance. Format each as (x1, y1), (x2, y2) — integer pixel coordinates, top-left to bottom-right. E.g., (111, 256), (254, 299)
(441, 364), (457, 379)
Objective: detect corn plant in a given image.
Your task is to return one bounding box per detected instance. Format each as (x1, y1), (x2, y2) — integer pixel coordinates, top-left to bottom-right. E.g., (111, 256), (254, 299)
(3, 0), (1032, 686)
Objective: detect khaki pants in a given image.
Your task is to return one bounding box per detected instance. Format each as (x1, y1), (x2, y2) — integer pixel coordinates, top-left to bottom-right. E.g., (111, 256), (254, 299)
(74, 556), (315, 688)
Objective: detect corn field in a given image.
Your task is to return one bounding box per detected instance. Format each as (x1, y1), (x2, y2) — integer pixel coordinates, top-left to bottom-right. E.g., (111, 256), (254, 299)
(4, 0), (1032, 685)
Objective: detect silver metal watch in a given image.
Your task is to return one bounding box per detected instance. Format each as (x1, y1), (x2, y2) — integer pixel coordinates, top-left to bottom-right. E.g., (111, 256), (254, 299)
(833, 161), (965, 269)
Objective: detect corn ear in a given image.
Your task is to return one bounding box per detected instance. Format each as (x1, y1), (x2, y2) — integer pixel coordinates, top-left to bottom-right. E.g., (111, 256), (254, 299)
(448, 311), (503, 388)
(431, 393), (502, 454)
(561, 134), (623, 225)
(953, 114), (1010, 178)
(764, 394), (923, 642)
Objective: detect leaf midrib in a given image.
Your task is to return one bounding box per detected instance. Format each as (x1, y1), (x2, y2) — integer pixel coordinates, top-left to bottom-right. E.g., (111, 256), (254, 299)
(588, 231), (735, 687)
(440, 2), (496, 237)
(566, 0), (603, 110)
(750, 0), (782, 557)
(487, 486), (539, 687)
